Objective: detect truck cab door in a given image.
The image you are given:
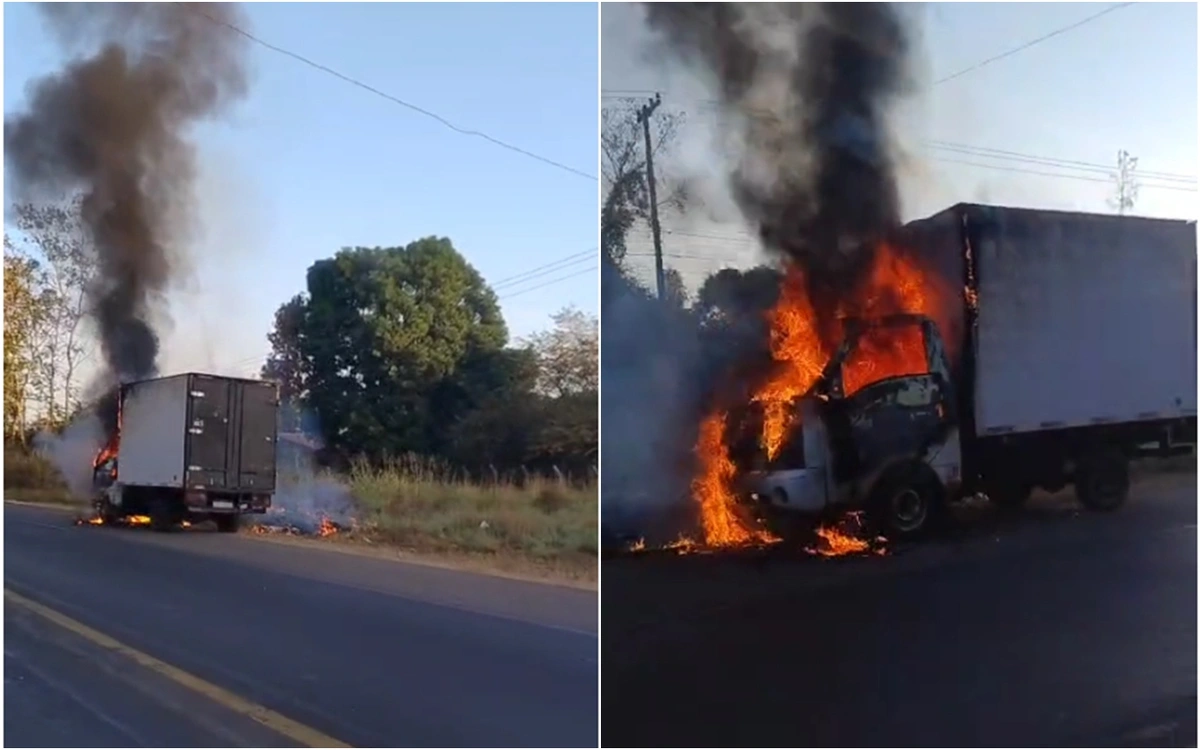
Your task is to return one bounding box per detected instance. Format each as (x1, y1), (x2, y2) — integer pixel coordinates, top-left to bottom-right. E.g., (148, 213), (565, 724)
(821, 317), (955, 484)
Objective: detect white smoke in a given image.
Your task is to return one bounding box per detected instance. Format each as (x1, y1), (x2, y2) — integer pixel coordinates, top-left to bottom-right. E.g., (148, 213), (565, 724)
(33, 413), (106, 499)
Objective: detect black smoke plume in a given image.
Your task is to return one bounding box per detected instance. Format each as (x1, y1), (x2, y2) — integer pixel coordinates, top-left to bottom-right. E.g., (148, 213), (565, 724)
(643, 2), (912, 310)
(5, 3), (250, 430)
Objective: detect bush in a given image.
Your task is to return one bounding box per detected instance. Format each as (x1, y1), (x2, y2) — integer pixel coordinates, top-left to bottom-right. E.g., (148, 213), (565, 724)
(4, 444), (72, 503)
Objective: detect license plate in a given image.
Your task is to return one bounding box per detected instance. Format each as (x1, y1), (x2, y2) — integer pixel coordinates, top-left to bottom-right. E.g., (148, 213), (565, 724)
(212, 500), (234, 509)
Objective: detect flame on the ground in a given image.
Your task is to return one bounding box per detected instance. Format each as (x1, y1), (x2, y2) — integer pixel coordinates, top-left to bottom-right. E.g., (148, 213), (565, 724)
(665, 534), (699, 554)
(689, 243), (952, 551)
(252, 514), (342, 538)
(628, 538), (647, 553)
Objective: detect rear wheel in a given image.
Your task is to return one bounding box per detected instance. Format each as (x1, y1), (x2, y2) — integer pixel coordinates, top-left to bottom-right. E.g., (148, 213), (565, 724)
(99, 500), (121, 525)
(214, 514), (241, 533)
(868, 462), (944, 539)
(1075, 446), (1130, 512)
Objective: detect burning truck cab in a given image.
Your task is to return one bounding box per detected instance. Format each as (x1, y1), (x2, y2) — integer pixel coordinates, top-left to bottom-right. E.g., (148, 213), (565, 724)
(91, 373), (279, 532)
(737, 313), (961, 537)
(720, 203), (1196, 542)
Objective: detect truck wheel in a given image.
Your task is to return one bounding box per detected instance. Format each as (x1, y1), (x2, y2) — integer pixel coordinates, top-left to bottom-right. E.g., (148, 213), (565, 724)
(149, 497), (181, 532)
(214, 514), (241, 533)
(1075, 447), (1130, 512)
(869, 462), (944, 539)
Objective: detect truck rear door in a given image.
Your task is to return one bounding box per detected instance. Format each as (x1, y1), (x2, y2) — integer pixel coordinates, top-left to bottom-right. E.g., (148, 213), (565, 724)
(185, 375), (232, 489)
(236, 380), (278, 491)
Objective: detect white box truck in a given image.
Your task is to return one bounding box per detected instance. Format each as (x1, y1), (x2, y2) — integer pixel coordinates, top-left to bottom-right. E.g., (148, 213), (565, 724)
(92, 373), (279, 531)
(741, 203), (1197, 538)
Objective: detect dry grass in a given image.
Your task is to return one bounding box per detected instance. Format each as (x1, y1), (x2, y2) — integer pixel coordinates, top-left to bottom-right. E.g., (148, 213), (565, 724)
(4, 447), (78, 506)
(346, 457), (597, 582)
(4, 446), (598, 582)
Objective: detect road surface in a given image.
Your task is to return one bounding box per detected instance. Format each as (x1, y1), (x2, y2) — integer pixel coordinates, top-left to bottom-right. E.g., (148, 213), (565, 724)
(602, 473), (1197, 747)
(5, 503), (598, 748)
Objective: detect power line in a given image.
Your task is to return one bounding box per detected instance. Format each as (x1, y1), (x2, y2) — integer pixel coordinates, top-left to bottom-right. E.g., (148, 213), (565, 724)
(194, 9), (596, 181)
(928, 141), (1195, 183)
(935, 3), (1134, 85)
(499, 267), (594, 300)
(605, 3), (1132, 100)
(493, 253), (596, 291)
(932, 156), (1197, 192)
(491, 250), (595, 289)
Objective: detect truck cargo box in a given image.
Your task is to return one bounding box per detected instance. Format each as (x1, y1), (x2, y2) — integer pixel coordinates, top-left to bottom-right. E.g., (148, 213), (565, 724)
(118, 373), (279, 492)
(902, 204), (1197, 436)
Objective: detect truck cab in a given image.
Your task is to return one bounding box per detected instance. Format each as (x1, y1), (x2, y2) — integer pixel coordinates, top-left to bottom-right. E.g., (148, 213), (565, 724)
(740, 314), (962, 537)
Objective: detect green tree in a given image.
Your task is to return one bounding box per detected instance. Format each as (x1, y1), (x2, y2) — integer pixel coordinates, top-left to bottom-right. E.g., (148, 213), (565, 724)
(9, 199), (96, 425)
(695, 266), (783, 326)
(261, 295), (308, 432)
(3, 247), (50, 442)
(271, 238), (507, 461)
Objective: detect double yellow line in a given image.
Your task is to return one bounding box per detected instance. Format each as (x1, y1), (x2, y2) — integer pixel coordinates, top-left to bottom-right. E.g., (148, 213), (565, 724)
(5, 589), (352, 748)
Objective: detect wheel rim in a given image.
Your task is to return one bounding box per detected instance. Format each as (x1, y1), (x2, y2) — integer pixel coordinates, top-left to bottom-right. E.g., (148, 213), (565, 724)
(890, 487), (928, 532)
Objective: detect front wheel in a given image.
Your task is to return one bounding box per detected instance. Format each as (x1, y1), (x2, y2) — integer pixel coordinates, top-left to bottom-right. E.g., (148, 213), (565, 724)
(868, 462), (945, 540)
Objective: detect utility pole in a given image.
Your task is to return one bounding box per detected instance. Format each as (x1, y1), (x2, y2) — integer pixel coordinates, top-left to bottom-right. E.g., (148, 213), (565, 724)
(1110, 149), (1140, 216)
(637, 93), (667, 300)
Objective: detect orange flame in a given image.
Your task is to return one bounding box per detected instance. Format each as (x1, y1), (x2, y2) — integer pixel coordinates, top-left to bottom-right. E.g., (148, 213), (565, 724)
(689, 242), (953, 550)
(317, 517), (337, 537)
(690, 412), (779, 547)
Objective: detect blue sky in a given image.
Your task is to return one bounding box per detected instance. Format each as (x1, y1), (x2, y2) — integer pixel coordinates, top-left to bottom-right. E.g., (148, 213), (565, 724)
(4, 2), (598, 378)
(602, 2), (1198, 291)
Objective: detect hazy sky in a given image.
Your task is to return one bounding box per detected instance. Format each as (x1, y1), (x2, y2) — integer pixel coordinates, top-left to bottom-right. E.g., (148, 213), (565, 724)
(602, 2), (1198, 291)
(4, 2), (598, 379)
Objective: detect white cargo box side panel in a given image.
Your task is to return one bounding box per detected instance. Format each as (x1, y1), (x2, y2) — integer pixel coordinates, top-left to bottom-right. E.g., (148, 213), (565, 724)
(975, 211), (1196, 434)
(118, 374), (189, 487)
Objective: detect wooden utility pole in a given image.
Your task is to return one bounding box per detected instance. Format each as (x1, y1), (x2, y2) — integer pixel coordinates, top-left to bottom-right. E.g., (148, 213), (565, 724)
(637, 93), (666, 300)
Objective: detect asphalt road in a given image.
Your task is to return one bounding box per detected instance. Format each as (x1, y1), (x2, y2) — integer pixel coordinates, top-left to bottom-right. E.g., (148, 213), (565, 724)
(601, 473), (1197, 748)
(4, 503), (598, 748)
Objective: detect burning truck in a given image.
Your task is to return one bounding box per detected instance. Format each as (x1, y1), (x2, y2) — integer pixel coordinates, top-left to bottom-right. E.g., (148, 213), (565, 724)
(92, 373), (279, 532)
(695, 203), (1197, 546)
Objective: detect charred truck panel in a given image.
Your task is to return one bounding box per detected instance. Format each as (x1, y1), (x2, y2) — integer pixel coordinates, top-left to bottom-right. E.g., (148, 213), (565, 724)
(744, 204), (1197, 537)
(92, 373), (279, 532)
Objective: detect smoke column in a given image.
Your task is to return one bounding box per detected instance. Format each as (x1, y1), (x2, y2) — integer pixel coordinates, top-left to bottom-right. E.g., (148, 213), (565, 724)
(643, 3), (913, 310)
(5, 2), (250, 406)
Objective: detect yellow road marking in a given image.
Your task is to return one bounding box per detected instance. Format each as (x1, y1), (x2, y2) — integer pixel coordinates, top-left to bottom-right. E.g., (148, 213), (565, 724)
(4, 588), (352, 748)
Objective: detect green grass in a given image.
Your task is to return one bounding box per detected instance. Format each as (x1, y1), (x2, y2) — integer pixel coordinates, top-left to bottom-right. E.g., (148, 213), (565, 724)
(346, 456), (597, 582)
(4, 447), (78, 506)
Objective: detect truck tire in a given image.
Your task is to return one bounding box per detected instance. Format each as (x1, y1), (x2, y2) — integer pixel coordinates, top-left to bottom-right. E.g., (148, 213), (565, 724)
(97, 498), (120, 525)
(214, 514), (241, 533)
(1075, 446), (1130, 512)
(149, 496), (182, 532)
(868, 462), (944, 539)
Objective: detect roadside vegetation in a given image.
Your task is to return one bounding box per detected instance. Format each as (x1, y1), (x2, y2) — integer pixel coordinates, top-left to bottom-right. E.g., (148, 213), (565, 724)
(5, 204), (598, 585)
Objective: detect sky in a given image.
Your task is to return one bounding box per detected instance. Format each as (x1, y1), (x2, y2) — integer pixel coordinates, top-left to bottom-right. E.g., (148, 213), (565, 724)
(601, 2), (1198, 292)
(3, 2), (599, 380)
